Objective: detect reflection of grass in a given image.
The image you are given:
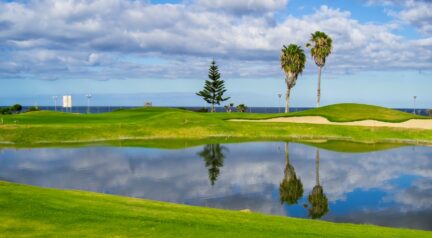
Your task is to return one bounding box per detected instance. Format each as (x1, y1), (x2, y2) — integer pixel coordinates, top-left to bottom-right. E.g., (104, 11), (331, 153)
(0, 139), (412, 153)
(303, 140), (405, 153)
(1, 181), (431, 237)
(0, 104), (431, 146)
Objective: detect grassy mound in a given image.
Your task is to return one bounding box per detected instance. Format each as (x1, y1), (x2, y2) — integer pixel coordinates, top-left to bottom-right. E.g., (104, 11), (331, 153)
(289, 103), (425, 122)
(0, 181), (430, 238)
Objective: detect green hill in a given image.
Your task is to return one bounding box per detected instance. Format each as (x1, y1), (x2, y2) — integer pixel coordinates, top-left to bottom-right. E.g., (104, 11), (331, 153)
(218, 103), (426, 122)
(1, 181), (430, 238)
(289, 103), (425, 122)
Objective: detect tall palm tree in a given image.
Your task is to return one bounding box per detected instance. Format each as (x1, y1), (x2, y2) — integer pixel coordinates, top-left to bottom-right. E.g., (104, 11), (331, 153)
(280, 44), (306, 113)
(279, 143), (304, 205)
(306, 31), (332, 107)
(307, 148), (329, 219)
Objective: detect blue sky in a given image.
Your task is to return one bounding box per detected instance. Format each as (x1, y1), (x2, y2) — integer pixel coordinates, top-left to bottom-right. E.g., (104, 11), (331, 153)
(0, 0), (431, 107)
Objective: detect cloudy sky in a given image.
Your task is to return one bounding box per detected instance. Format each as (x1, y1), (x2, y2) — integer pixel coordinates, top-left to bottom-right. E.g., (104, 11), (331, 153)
(0, 0), (431, 107)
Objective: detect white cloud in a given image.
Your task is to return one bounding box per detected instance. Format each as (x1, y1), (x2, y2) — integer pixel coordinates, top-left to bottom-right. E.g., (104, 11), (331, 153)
(194, 0), (289, 14)
(399, 0), (432, 35)
(0, 0), (431, 81)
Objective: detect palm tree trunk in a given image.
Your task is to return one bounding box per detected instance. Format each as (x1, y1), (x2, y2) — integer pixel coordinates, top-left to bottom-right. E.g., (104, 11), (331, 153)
(315, 148), (320, 185)
(317, 66), (322, 108)
(285, 88), (291, 113)
(211, 103), (215, 112)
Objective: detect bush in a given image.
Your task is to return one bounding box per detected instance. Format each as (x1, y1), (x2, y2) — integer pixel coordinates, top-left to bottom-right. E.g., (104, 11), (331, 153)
(0, 107), (11, 115)
(194, 107), (209, 113)
(236, 104), (248, 113)
(11, 104), (22, 113)
(27, 106), (40, 112)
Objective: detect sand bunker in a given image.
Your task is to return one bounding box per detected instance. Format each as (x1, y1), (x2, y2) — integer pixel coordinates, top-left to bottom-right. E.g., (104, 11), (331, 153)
(231, 116), (432, 130)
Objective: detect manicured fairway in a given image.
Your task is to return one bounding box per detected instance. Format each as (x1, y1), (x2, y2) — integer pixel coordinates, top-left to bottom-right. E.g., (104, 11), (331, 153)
(0, 103), (430, 146)
(0, 181), (430, 238)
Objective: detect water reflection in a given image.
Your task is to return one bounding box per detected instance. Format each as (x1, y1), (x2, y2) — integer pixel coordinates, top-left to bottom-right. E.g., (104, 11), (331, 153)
(279, 143), (303, 205)
(198, 144), (227, 186)
(0, 142), (431, 230)
(307, 149), (329, 219)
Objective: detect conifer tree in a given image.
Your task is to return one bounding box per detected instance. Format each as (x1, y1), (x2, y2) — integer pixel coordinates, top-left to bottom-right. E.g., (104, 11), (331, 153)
(196, 60), (230, 112)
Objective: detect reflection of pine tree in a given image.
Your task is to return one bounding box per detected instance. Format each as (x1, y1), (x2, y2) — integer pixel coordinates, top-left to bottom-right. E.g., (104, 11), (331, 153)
(279, 143), (303, 205)
(308, 149), (329, 219)
(198, 144), (227, 186)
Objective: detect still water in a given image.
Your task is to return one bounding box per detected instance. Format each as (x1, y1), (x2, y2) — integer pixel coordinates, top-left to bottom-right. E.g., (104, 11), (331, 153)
(0, 142), (431, 230)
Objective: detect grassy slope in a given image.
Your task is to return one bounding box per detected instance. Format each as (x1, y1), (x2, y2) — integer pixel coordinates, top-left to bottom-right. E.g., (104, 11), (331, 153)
(212, 103), (427, 122)
(0, 181), (430, 238)
(0, 103), (430, 146)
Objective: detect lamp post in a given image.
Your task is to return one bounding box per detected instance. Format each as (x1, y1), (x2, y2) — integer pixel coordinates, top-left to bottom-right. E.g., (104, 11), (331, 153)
(413, 96), (417, 115)
(52, 96), (58, 111)
(277, 93), (282, 113)
(86, 94), (92, 114)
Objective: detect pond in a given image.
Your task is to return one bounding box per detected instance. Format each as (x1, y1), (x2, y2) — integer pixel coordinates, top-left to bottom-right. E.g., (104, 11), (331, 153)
(0, 142), (431, 230)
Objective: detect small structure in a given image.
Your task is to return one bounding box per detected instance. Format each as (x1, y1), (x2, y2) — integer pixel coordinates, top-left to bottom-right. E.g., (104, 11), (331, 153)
(63, 95), (72, 112)
(144, 102), (152, 107)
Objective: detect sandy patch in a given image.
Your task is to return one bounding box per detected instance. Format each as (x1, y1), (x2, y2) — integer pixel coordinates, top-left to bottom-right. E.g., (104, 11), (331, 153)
(231, 116), (432, 130)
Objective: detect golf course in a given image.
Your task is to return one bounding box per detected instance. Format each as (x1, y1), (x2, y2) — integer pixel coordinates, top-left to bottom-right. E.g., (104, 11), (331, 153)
(0, 103), (431, 237)
(0, 103), (431, 146)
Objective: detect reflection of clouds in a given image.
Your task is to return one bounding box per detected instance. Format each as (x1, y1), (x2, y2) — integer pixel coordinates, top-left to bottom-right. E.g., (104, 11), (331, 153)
(297, 146), (432, 202)
(395, 178), (432, 210)
(0, 143), (431, 230)
(329, 209), (432, 231)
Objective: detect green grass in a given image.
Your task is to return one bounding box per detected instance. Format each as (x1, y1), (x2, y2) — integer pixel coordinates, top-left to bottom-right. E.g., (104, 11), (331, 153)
(0, 103), (430, 146)
(0, 181), (430, 238)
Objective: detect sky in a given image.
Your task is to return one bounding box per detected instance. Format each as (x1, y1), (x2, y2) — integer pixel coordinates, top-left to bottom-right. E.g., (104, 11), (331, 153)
(0, 0), (431, 107)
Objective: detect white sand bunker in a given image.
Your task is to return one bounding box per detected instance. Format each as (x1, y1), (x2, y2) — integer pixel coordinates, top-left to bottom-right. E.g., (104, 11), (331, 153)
(231, 116), (432, 130)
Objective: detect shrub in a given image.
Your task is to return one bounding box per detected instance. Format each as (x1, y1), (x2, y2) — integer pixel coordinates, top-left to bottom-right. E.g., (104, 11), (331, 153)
(0, 107), (11, 115)
(195, 107), (209, 113)
(11, 104), (23, 113)
(236, 104), (247, 113)
(27, 106), (40, 112)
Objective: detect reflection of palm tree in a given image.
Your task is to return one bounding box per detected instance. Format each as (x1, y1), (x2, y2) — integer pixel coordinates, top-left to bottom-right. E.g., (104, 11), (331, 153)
(279, 143), (303, 205)
(308, 149), (329, 219)
(198, 144), (227, 186)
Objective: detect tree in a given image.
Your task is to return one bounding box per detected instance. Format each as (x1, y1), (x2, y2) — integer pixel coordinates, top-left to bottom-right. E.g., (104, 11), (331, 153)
(198, 144), (227, 186)
(11, 104), (22, 113)
(428, 109), (432, 118)
(279, 143), (304, 205)
(306, 31), (333, 108)
(280, 44), (306, 113)
(224, 103), (234, 112)
(307, 149), (329, 219)
(196, 60), (230, 112)
(236, 104), (247, 112)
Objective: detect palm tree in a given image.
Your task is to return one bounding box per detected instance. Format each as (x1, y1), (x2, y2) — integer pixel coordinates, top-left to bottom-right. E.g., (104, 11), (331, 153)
(279, 143), (304, 205)
(280, 44), (306, 113)
(306, 31), (332, 108)
(307, 149), (329, 219)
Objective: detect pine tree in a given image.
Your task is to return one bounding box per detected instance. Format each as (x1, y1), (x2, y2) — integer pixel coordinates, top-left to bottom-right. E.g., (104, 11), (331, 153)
(196, 60), (230, 112)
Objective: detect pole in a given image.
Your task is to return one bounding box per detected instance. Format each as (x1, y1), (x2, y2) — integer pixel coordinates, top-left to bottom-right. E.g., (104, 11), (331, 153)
(86, 94), (92, 114)
(52, 96), (57, 111)
(277, 93), (282, 113)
